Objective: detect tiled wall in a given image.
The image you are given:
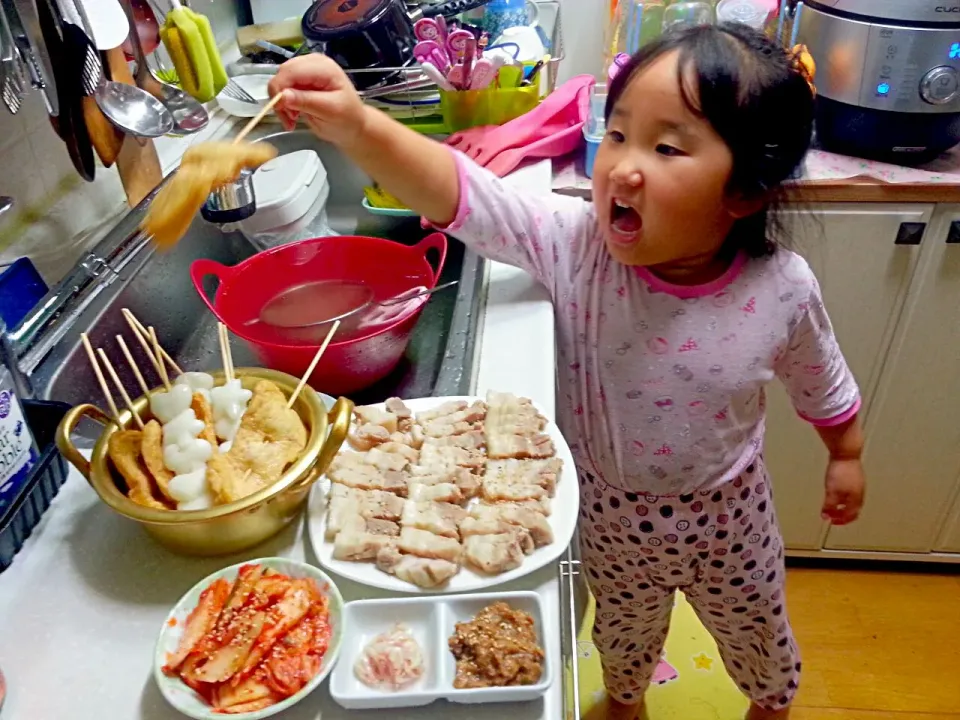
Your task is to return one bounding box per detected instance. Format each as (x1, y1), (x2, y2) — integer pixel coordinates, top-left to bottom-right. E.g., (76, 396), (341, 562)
(0, 0), (241, 286)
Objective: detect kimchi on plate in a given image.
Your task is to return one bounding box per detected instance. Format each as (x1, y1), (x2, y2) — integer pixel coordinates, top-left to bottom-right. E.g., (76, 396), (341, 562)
(157, 560), (342, 716)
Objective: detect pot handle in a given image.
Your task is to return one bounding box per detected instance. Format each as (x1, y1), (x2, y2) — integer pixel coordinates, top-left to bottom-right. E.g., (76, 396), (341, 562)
(414, 232), (448, 285)
(293, 396), (354, 492)
(56, 403), (113, 483)
(190, 259), (236, 322)
(422, 0), (492, 19)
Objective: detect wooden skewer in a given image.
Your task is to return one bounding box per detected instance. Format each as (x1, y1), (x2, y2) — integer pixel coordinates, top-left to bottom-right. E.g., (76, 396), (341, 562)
(122, 311), (168, 382)
(116, 335), (151, 398)
(80, 333), (122, 425)
(218, 323), (235, 383)
(287, 320), (340, 409)
(149, 326), (171, 390)
(234, 93), (284, 145)
(98, 348), (144, 429)
(121, 308), (183, 375)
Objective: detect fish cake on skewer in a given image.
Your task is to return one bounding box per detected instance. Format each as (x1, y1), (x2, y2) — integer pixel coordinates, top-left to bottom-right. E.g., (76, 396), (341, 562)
(141, 420), (176, 503)
(109, 430), (171, 510)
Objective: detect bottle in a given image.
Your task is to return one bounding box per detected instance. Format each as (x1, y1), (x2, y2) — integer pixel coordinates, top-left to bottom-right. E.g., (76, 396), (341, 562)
(0, 319), (38, 514)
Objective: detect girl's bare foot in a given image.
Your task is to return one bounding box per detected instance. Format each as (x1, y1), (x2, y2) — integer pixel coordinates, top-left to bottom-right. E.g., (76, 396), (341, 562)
(582, 696), (646, 720)
(745, 703), (791, 720)
(608, 698), (644, 720)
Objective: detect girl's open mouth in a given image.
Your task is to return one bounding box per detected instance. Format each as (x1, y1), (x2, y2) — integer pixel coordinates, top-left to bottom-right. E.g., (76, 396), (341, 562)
(610, 199), (642, 244)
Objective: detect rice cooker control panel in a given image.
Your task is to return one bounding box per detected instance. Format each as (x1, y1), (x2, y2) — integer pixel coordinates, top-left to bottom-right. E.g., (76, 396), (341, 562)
(798, 4), (960, 113)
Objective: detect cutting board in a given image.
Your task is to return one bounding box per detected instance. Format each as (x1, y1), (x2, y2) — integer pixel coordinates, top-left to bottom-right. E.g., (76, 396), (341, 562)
(106, 47), (163, 206)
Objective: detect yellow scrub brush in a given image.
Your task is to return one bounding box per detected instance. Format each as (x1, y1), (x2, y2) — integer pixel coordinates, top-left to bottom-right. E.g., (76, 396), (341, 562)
(160, 0), (228, 102)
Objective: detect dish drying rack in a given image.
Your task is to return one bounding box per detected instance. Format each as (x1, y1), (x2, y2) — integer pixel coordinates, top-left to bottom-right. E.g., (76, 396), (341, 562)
(228, 1), (564, 133)
(357, 0), (564, 131)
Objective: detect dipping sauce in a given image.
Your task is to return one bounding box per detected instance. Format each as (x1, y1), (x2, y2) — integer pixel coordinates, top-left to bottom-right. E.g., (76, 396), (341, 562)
(448, 602), (544, 689)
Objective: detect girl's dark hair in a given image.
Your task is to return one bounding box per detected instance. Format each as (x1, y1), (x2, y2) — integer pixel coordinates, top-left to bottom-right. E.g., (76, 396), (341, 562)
(605, 23), (815, 258)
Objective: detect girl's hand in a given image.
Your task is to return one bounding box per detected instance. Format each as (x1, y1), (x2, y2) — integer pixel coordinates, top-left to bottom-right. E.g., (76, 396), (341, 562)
(822, 457), (865, 525)
(267, 55), (368, 150)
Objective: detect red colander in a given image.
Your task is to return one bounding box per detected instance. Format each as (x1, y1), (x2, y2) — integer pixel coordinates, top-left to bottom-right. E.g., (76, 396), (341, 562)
(190, 233), (447, 395)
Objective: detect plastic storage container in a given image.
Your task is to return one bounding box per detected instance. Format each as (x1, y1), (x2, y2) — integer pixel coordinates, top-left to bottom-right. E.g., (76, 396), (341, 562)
(583, 84), (607, 178)
(440, 84), (541, 132)
(0, 400), (71, 572)
(715, 0), (774, 30)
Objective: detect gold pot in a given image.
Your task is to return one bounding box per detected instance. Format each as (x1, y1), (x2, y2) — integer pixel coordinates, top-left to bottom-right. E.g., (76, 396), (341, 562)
(56, 368), (353, 556)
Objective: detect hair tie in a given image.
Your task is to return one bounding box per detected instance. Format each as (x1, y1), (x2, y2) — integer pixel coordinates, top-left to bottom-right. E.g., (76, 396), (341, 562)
(790, 44), (816, 96)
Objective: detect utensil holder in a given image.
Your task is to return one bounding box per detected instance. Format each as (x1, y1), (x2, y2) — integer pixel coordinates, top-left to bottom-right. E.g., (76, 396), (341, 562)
(439, 84), (541, 132)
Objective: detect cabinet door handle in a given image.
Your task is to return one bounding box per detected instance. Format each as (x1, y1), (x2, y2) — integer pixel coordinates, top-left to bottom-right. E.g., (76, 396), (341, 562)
(947, 221), (960, 244)
(895, 222), (926, 245)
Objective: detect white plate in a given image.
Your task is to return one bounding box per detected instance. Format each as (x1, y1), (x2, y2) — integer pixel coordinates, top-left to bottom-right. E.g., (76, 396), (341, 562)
(154, 558), (344, 720)
(330, 591), (550, 710)
(307, 396), (578, 594)
(217, 75), (272, 118)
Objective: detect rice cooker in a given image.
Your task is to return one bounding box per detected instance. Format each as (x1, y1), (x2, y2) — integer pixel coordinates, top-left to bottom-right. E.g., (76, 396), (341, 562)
(792, 0), (960, 162)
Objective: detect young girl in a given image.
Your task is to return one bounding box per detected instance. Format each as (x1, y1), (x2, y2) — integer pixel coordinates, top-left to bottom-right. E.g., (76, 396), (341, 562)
(269, 23), (866, 720)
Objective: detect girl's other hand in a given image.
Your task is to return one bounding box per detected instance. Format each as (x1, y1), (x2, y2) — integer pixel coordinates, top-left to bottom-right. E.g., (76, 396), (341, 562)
(821, 457), (865, 525)
(267, 55), (368, 150)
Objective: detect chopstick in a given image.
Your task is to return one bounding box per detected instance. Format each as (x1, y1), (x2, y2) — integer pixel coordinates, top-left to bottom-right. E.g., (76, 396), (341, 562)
(218, 323), (235, 383)
(287, 320), (340, 409)
(80, 333), (122, 426)
(234, 93), (284, 145)
(97, 348), (145, 429)
(121, 308), (184, 376)
(149, 327), (171, 390)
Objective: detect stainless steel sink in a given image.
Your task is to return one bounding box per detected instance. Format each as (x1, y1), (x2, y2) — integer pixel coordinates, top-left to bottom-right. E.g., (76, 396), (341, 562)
(22, 130), (483, 440)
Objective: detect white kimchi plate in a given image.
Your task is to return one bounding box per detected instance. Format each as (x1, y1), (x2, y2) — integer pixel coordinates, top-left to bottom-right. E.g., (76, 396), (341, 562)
(307, 396), (578, 594)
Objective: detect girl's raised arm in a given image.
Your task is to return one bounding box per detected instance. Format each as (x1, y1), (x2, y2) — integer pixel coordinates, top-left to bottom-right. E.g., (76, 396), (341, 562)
(269, 55), (460, 226)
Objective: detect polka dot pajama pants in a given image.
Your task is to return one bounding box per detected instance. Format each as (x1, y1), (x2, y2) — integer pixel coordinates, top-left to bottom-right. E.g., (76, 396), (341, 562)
(579, 457), (801, 711)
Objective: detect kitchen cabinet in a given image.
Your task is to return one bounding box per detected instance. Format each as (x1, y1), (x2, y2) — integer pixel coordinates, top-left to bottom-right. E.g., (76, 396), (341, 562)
(825, 205), (960, 554)
(934, 495), (960, 553)
(764, 202), (960, 561)
(765, 204), (932, 550)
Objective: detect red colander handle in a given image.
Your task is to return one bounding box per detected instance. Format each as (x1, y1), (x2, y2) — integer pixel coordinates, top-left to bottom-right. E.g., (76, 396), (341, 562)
(413, 233), (448, 285)
(190, 258), (236, 323)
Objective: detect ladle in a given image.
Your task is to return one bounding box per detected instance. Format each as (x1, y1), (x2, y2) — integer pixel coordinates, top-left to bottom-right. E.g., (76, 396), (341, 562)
(249, 280), (459, 333)
(121, 0), (208, 134)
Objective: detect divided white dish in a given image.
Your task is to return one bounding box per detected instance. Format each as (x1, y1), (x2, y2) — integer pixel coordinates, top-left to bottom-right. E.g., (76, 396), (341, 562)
(308, 395), (579, 594)
(330, 591), (551, 710)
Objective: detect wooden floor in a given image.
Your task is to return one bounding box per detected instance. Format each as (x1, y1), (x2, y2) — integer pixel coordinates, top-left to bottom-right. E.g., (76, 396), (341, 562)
(785, 566), (960, 719)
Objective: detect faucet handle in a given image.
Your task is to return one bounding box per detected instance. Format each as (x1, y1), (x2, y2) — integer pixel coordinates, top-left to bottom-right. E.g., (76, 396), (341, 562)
(200, 171), (257, 224)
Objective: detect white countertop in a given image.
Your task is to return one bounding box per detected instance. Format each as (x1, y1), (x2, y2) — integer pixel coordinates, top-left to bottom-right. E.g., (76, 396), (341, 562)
(0, 163), (559, 720)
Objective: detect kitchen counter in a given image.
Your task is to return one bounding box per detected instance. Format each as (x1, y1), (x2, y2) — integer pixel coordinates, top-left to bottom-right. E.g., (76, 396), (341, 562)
(0, 162), (563, 719)
(554, 146), (960, 203)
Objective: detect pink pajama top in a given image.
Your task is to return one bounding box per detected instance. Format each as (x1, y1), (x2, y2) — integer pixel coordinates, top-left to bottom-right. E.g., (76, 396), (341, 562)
(440, 154), (860, 496)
